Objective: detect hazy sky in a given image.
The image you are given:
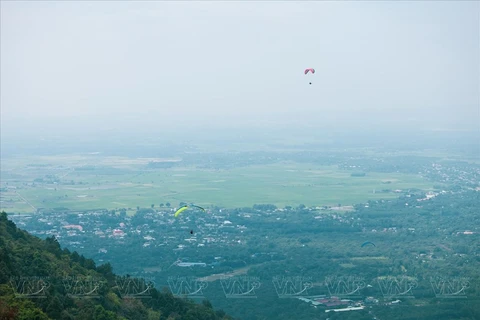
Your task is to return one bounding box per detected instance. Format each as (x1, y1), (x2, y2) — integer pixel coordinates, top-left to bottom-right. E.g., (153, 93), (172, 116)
(1, 1), (479, 138)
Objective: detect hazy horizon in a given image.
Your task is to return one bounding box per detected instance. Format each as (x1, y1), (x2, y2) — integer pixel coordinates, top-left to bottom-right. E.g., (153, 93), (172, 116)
(1, 1), (479, 142)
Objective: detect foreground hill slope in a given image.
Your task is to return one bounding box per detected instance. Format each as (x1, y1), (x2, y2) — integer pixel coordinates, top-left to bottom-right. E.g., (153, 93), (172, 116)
(0, 211), (233, 320)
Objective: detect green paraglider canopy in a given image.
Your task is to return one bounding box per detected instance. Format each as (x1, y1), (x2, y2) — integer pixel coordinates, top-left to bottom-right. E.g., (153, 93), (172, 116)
(173, 204), (206, 218)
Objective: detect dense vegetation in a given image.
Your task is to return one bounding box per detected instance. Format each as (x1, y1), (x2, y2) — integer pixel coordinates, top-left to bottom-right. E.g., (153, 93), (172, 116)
(0, 211), (233, 320)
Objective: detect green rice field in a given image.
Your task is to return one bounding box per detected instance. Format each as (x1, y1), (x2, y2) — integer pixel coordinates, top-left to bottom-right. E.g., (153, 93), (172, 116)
(0, 155), (435, 214)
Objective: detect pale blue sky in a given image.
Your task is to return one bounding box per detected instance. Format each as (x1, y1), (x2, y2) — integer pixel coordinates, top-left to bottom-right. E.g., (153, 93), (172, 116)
(1, 1), (479, 138)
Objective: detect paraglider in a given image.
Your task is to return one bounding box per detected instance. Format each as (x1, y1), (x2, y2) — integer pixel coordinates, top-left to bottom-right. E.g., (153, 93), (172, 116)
(361, 241), (376, 247)
(173, 205), (206, 234)
(304, 68), (315, 85)
(173, 205), (189, 217)
(174, 204), (206, 218)
(304, 68), (315, 75)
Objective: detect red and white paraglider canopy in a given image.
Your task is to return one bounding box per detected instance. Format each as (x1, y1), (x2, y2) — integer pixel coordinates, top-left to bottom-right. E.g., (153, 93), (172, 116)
(304, 68), (315, 75)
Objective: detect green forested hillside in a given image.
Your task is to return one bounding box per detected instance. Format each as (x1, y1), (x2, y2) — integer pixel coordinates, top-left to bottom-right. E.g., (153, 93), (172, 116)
(0, 211), (233, 320)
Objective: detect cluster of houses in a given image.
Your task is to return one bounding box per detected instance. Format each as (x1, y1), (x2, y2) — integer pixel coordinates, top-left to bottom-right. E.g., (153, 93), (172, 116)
(297, 294), (403, 313)
(7, 207), (252, 253)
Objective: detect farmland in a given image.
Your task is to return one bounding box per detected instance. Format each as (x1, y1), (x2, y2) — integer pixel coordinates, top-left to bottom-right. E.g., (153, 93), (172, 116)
(1, 153), (435, 214)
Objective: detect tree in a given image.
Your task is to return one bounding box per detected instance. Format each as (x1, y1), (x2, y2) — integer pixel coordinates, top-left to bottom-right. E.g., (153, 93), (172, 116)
(93, 305), (117, 320)
(147, 309), (162, 320)
(46, 296), (63, 319)
(45, 236), (62, 257)
(202, 299), (213, 309)
(0, 299), (19, 320)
